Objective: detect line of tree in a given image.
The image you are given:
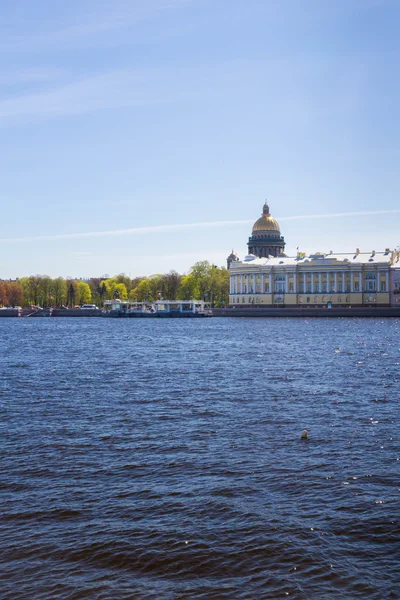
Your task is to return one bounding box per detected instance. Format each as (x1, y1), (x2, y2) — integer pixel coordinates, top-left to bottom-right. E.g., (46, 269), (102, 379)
(0, 261), (229, 308)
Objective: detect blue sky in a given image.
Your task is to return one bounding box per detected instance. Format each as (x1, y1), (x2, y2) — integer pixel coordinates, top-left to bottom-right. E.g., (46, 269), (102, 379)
(1, 0), (399, 278)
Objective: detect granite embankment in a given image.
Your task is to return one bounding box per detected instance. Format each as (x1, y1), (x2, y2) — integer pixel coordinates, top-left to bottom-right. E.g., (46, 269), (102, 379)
(2, 307), (400, 318)
(212, 307), (400, 318)
(52, 309), (102, 317)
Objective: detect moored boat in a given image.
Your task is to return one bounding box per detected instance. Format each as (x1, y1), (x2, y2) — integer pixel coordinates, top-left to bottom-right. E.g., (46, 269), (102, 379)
(104, 299), (212, 318)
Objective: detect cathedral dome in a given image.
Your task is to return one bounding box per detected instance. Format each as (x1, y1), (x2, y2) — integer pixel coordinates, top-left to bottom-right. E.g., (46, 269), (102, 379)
(252, 202), (280, 232)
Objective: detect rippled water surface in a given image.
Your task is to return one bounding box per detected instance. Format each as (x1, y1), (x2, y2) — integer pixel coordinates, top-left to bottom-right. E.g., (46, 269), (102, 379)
(1, 317), (399, 599)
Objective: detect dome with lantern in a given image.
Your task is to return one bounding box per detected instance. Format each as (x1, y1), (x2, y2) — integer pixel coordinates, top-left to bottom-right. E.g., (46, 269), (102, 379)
(252, 202), (281, 233)
(247, 201), (285, 258)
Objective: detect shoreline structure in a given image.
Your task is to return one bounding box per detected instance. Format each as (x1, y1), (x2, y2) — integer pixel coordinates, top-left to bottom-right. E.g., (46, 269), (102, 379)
(1, 307), (400, 318)
(227, 202), (400, 310)
(1, 203), (399, 315)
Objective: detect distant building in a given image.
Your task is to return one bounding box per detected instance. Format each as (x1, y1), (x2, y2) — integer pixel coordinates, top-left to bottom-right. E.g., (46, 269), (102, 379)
(228, 202), (400, 307)
(226, 250), (239, 270)
(247, 202), (285, 258)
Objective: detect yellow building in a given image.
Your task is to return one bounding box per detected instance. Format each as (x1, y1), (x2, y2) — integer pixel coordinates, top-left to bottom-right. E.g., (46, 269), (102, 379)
(228, 203), (400, 307)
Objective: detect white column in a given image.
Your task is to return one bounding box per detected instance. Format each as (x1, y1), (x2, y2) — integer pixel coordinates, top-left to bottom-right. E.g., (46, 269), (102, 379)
(350, 271), (354, 293)
(311, 272), (314, 293)
(303, 273), (306, 293)
(334, 272), (337, 292)
(285, 273), (289, 293)
(318, 273), (322, 292)
(326, 272), (330, 293)
(240, 276), (243, 294)
(269, 272), (272, 294)
(386, 271), (389, 292)
(229, 276), (232, 294)
(293, 272), (297, 294)
(261, 273), (264, 294)
(342, 272), (346, 292)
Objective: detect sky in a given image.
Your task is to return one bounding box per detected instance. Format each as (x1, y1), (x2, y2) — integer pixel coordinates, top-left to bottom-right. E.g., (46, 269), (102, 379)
(1, 0), (399, 279)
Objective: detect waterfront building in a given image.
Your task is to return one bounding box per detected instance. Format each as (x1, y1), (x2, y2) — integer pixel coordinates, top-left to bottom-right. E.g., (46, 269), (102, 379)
(228, 202), (400, 307)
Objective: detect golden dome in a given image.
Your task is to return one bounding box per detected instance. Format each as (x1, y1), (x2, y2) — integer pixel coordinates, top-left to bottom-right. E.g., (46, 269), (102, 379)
(252, 202), (280, 232)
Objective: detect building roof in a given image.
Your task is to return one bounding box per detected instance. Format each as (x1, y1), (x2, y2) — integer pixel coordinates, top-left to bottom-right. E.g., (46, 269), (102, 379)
(230, 249), (398, 270)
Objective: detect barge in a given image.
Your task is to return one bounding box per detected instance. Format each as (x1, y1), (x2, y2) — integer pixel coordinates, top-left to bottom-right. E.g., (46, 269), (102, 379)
(104, 300), (213, 318)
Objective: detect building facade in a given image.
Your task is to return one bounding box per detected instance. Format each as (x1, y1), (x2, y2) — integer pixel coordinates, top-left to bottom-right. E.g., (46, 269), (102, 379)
(228, 203), (400, 307)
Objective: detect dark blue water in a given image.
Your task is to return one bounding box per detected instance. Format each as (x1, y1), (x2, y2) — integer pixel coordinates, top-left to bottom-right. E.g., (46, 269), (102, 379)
(1, 318), (399, 599)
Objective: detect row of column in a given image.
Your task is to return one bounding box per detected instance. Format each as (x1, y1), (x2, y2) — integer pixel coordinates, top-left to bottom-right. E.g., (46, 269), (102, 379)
(229, 271), (389, 295)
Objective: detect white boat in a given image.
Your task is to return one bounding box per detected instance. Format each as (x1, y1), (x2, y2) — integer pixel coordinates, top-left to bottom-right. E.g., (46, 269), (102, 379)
(104, 299), (213, 318)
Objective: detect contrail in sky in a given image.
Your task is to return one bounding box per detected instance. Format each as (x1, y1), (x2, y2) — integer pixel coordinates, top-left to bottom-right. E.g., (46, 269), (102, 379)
(0, 209), (399, 243)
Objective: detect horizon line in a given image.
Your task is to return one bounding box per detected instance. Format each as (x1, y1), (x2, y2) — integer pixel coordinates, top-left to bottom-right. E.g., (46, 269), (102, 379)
(0, 208), (399, 244)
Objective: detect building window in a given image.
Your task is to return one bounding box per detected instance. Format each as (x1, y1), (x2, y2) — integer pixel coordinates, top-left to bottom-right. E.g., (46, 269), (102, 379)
(367, 281), (376, 292)
(289, 283), (294, 292)
(264, 283), (270, 293)
(275, 282), (285, 292)
(380, 281), (386, 292)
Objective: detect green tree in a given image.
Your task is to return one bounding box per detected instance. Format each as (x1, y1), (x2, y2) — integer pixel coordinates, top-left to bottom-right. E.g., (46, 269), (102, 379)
(209, 266), (229, 305)
(112, 283), (128, 300)
(99, 279), (112, 300)
(51, 277), (68, 306)
(177, 274), (200, 300)
(131, 279), (153, 301)
(148, 274), (164, 300)
(67, 281), (78, 307)
(38, 276), (52, 307)
(190, 261), (213, 297)
(19, 277), (32, 306)
(28, 276), (41, 306)
(76, 281), (92, 305)
(114, 274), (133, 293)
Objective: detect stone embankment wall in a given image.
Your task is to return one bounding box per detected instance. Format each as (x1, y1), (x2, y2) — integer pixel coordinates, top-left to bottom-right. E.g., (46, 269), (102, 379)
(52, 309), (104, 317)
(212, 307), (400, 318)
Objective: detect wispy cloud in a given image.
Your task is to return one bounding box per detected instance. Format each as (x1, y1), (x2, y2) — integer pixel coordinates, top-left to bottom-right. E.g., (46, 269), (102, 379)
(0, 62), (223, 126)
(0, 68), (168, 124)
(1, 209), (399, 244)
(0, 68), (65, 86)
(278, 209), (400, 222)
(1, 0), (191, 51)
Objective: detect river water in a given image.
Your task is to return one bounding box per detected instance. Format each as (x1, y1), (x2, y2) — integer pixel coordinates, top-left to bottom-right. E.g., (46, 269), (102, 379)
(1, 318), (399, 599)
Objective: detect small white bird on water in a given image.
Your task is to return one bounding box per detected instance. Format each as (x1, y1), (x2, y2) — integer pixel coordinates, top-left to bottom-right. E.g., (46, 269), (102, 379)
(301, 430), (308, 440)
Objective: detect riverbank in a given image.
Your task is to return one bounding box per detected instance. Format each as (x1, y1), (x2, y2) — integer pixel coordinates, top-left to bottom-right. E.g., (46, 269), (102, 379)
(2, 307), (400, 318)
(213, 307), (400, 317)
